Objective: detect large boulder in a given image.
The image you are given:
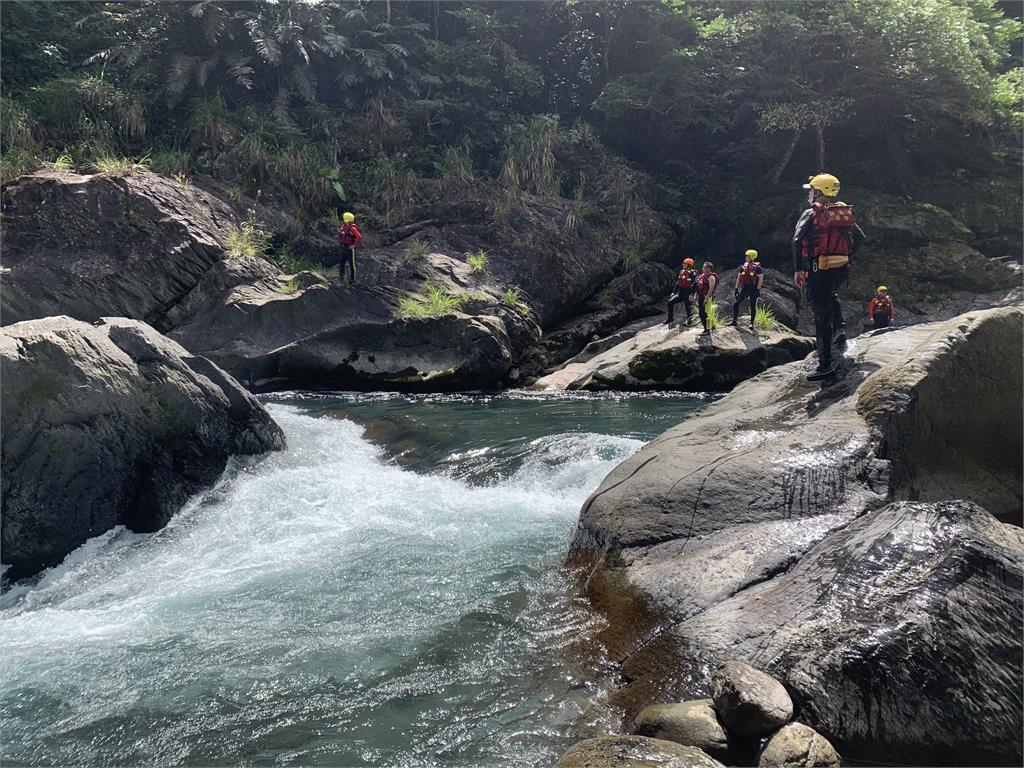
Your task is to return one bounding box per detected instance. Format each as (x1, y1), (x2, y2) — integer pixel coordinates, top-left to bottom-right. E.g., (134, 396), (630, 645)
(1, 316), (285, 580)
(710, 661), (793, 739)
(531, 318), (814, 392)
(555, 736), (724, 768)
(568, 306), (1023, 765)
(0, 169), (260, 330)
(633, 700), (731, 762)
(758, 723), (840, 768)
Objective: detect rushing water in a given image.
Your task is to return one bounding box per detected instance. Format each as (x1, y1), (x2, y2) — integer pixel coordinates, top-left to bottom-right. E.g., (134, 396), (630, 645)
(0, 391), (707, 767)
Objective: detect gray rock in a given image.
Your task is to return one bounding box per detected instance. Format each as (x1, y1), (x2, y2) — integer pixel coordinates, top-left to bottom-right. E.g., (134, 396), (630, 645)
(758, 722), (840, 768)
(710, 661), (793, 739)
(568, 307), (1024, 765)
(555, 735), (724, 768)
(531, 317), (813, 392)
(0, 169), (256, 330)
(633, 700), (730, 762)
(1, 316), (285, 580)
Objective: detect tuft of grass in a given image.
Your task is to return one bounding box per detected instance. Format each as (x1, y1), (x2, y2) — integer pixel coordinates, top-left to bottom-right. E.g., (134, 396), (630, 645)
(226, 220), (270, 259)
(501, 285), (532, 317)
(53, 152), (74, 171)
(466, 249), (488, 273)
(396, 283), (466, 318)
(327, 209), (340, 224)
(704, 298), (721, 330)
(278, 278), (301, 295)
(93, 153), (150, 175)
(406, 238), (429, 258)
(621, 248), (646, 270)
(754, 303), (777, 332)
(149, 150), (191, 177)
(0, 148), (40, 181)
(270, 244), (338, 279)
(434, 143), (475, 184)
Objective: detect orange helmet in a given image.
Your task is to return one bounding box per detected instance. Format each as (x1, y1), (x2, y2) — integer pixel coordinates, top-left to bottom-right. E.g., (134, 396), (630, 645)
(682, 258), (695, 266)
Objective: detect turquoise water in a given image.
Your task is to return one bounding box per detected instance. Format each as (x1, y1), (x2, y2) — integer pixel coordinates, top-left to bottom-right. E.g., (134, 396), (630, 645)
(0, 392), (707, 766)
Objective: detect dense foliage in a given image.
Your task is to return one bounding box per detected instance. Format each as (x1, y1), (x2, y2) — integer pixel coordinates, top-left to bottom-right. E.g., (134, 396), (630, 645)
(2, 0), (1020, 246)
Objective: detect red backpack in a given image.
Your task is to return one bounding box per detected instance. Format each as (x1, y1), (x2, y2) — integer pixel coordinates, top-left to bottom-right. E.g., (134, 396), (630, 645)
(802, 202), (855, 259)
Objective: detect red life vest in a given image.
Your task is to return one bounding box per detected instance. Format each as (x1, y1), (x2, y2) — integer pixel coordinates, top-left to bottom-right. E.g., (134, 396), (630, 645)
(870, 296), (893, 319)
(676, 268), (697, 290)
(696, 272), (719, 297)
(738, 261), (762, 287)
(801, 202), (855, 259)
(339, 222), (363, 248)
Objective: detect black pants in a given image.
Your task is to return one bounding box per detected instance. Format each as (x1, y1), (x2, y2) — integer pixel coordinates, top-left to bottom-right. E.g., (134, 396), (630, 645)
(341, 246), (357, 282)
(831, 292), (844, 330)
(806, 267), (847, 367)
(732, 284), (759, 324)
(667, 290), (694, 322)
(873, 315), (890, 329)
(697, 294), (711, 330)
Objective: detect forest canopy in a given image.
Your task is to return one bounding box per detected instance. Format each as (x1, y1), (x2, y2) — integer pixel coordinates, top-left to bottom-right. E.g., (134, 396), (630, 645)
(1, 0), (1021, 235)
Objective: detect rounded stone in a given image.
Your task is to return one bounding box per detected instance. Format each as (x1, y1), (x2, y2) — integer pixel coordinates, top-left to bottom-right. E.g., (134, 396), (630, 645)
(710, 660), (794, 739)
(634, 699), (730, 762)
(758, 722), (841, 767)
(555, 735), (725, 767)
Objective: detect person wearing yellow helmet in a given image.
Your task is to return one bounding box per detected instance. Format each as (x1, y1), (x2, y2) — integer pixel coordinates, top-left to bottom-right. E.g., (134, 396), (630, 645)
(337, 211), (363, 285)
(791, 173), (867, 380)
(666, 257), (699, 326)
(869, 285), (895, 329)
(728, 249), (764, 329)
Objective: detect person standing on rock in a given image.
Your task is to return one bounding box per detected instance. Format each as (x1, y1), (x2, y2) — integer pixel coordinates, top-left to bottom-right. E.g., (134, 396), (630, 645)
(695, 261), (719, 337)
(338, 212), (363, 285)
(666, 258), (698, 326)
(792, 173), (866, 380)
(869, 285), (895, 329)
(728, 249), (764, 329)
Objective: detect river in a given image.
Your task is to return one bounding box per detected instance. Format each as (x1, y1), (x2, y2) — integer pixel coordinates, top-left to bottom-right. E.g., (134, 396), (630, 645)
(0, 391), (707, 767)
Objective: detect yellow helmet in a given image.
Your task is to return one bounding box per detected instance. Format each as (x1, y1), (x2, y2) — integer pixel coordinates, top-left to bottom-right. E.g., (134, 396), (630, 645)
(343, 212), (356, 223)
(803, 173), (841, 197)
(744, 249), (758, 260)
(877, 285), (888, 293)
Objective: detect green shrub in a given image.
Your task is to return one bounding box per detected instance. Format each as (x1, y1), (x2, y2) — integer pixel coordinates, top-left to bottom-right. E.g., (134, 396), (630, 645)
(226, 220), (271, 259)
(396, 283), (466, 318)
(704, 298), (721, 330)
(500, 115), (558, 195)
(466, 249), (488, 273)
(0, 148), (39, 181)
(406, 238), (429, 258)
(754, 303), (777, 332)
(53, 152), (74, 171)
(501, 285), (531, 316)
(621, 248), (646, 270)
(434, 144), (475, 183)
(279, 278), (301, 295)
(149, 150), (191, 177)
(93, 153), (149, 175)
(269, 244), (337, 278)
(0, 97), (35, 153)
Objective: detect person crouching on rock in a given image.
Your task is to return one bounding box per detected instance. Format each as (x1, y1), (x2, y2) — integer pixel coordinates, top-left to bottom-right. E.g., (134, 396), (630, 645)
(338, 212), (363, 285)
(666, 257), (698, 326)
(729, 249), (764, 329)
(869, 285), (895, 329)
(695, 261), (719, 337)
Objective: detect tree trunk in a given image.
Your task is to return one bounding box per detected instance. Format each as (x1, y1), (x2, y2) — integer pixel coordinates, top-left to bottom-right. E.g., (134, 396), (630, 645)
(815, 121), (826, 171)
(771, 128), (802, 185)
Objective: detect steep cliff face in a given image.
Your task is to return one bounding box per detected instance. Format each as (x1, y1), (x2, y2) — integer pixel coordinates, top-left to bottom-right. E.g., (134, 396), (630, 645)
(568, 306), (1023, 765)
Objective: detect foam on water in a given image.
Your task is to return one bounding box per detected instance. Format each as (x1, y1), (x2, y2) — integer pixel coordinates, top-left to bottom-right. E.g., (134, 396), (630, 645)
(0, 402), (653, 766)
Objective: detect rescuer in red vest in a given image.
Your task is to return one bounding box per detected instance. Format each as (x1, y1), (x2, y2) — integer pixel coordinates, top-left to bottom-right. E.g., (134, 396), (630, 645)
(338, 212), (363, 285)
(869, 285), (895, 329)
(695, 261), (719, 337)
(666, 257), (698, 325)
(728, 249), (764, 329)
(792, 173), (866, 380)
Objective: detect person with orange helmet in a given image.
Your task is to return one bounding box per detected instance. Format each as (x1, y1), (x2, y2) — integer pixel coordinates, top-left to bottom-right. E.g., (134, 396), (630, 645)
(666, 257), (698, 326)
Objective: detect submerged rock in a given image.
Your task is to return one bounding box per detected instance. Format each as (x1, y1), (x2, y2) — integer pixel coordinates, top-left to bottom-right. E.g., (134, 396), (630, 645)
(710, 661), (793, 739)
(757, 723), (840, 768)
(1, 316), (284, 580)
(633, 700), (730, 762)
(531, 318), (813, 392)
(569, 306), (1023, 765)
(555, 735), (724, 767)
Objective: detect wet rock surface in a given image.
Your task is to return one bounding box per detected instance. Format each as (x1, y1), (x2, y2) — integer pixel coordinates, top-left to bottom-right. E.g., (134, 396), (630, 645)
(757, 723), (840, 768)
(568, 306), (1024, 765)
(0, 316), (284, 580)
(531, 318), (814, 392)
(710, 661), (793, 739)
(555, 735), (724, 768)
(633, 700), (731, 763)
